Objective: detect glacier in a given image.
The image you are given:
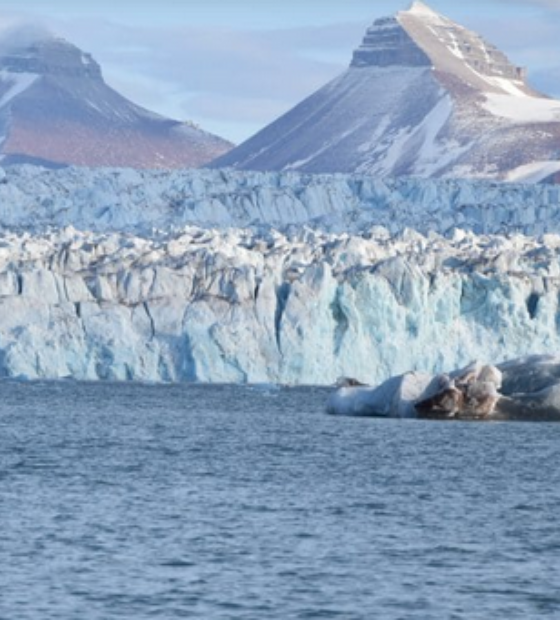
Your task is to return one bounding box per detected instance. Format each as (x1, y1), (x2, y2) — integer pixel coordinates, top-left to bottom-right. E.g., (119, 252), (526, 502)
(1, 165), (559, 236)
(0, 163), (559, 386)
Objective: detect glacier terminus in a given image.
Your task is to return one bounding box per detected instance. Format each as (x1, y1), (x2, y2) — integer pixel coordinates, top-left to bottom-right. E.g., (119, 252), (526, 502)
(0, 165), (559, 385)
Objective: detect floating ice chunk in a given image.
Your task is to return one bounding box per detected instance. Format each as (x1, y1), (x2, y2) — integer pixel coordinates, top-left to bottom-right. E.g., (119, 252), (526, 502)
(328, 357), (560, 422)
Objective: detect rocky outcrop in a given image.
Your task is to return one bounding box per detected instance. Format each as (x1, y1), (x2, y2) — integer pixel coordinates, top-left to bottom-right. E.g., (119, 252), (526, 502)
(0, 38), (102, 79)
(351, 17), (431, 68)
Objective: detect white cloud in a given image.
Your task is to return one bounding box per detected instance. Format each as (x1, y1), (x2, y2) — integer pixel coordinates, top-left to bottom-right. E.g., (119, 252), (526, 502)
(497, 0), (560, 10)
(0, 19), (53, 53)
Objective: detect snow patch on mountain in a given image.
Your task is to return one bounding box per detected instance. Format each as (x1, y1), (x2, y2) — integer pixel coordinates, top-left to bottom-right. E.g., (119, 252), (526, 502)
(507, 161), (560, 184)
(0, 70), (38, 107)
(483, 94), (560, 123)
(407, 1), (442, 19)
(482, 77), (527, 97)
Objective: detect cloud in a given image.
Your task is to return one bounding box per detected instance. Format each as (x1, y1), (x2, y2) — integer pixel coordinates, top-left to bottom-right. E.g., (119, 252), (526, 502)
(68, 19), (357, 97)
(498, 0), (560, 9)
(0, 19), (53, 53)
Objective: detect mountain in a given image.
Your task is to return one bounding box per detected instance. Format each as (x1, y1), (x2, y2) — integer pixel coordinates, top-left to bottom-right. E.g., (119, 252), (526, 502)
(211, 1), (560, 182)
(0, 36), (233, 168)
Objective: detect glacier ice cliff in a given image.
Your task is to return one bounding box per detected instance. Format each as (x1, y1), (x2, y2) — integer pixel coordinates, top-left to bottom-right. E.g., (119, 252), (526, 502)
(1, 207), (560, 384)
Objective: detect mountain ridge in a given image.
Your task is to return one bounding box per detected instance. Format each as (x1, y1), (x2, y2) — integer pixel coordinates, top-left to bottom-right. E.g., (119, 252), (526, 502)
(0, 35), (233, 169)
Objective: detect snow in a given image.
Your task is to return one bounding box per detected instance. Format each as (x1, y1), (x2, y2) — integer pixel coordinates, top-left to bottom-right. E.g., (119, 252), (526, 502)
(285, 126), (360, 172)
(85, 99), (103, 113)
(484, 77), (528, 97)
(483, 93), (560, 123)
(445, 30), (465, 61)
(404, 1), (446, 24)
(405, 95), (454, 174)
(506, 161), (560, 184)
(0, 71), (39, 108)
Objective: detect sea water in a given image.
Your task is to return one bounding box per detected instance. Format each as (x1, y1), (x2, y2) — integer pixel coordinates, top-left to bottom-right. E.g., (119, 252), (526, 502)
(1, 381), (560, 619)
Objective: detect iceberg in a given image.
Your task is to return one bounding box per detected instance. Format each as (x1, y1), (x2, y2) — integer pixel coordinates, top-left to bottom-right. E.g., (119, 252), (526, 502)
(327, 356), (560, 422)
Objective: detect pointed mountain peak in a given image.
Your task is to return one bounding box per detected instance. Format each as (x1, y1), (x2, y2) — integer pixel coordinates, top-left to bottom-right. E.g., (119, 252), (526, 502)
(397, 3), (534, 90)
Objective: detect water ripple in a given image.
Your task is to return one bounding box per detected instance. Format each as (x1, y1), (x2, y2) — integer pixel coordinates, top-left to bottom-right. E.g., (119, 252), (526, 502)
(1, 381), (560, 619)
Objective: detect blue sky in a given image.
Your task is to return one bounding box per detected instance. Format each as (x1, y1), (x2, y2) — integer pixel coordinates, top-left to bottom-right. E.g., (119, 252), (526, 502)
(0, 1), (558, 143)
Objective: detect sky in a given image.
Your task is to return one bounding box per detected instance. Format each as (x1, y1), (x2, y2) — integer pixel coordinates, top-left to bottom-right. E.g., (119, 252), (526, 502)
(0, 0), (558, 144)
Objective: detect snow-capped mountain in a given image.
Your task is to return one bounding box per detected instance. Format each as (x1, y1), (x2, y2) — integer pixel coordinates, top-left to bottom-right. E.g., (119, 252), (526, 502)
(212, 1), (560, 182)
(0, 36), (233, 168)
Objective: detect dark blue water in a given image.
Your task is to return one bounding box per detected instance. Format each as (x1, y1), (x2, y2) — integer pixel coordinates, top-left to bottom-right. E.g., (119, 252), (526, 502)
(1, 381), (560, 619)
